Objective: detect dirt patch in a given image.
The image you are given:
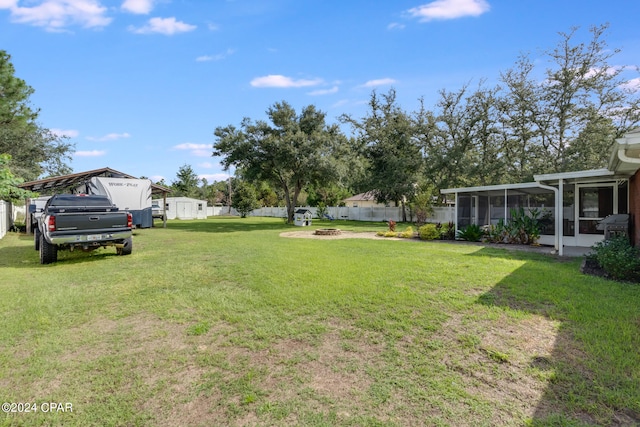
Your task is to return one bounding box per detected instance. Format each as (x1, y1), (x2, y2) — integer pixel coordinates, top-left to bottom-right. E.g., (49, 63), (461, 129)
(280, 230), (387, 240)
(434, 311), (560, 424)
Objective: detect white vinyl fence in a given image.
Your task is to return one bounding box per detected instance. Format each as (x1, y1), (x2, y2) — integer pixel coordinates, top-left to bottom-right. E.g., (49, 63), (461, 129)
(246, 206), (454, 224)
(0, 200), (11, 239)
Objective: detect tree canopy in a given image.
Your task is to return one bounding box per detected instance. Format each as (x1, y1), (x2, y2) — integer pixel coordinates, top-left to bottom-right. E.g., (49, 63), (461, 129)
(171, 164), (201, 198)
(341, 89), (423, 220)
(0, 154), (36, 201)
(213, 101), (349, 223)
(0, 50), (74, 180)
(210, 26), (639, 212)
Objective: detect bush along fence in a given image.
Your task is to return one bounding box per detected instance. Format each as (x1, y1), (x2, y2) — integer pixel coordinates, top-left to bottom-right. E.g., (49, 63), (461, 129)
(248, 206), (454, 224)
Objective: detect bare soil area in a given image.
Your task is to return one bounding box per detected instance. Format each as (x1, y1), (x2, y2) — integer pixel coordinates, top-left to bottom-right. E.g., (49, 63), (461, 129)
(280, 230), (387, 240)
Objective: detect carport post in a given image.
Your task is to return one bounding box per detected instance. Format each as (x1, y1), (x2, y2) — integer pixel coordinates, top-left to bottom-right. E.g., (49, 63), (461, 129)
(537, 182), (562, 256)
(162, 192), (167, 228)
(25, 197), (31, 234)
(504, 189), (508, 224)
(454, 191), (458, 236)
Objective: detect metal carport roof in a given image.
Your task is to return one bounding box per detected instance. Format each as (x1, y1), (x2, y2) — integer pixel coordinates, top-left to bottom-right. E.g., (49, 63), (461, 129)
(18, 167), (171, 196)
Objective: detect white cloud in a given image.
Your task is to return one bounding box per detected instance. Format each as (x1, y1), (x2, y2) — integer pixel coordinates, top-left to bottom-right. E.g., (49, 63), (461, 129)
(173, 143), (210, 157)
(196, 49), (235, 62)
(50, 128), (79, 138)
(387, 22), (405, 30)
(621, 77), (640, 93)
(199, 173), (231, 182)
(307, 86), (339, 96)
(129, 16), (196, 35)
(251, 75), (323, 88)
(331, 99), (349, 108)
(407, 0), (490, 22)
(75, 149), (106, 157)
(360, 78), (397, 88)
(2, 0), (111, 31)
(121, 0), (155, 14)
(198, 162), (214, 169)
(86, 132), (131, 141)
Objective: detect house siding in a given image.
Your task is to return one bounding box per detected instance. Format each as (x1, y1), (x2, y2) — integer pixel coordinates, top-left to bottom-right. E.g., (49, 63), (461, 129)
(630, 170), (640, 246)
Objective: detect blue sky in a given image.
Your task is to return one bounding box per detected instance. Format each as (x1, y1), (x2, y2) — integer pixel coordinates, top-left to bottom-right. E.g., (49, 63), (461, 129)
(1, 0), (639, 185)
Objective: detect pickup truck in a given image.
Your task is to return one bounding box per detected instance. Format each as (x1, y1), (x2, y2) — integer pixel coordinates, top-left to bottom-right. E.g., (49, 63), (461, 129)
(35, 194), (133, 264)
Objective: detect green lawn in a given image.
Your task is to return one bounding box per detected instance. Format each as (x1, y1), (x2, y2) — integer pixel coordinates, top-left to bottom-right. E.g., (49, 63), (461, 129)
(0, 217), (638, 427)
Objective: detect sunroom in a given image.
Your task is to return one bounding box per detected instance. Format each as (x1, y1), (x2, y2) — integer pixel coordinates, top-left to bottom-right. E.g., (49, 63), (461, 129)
(441, 169), (630, 256)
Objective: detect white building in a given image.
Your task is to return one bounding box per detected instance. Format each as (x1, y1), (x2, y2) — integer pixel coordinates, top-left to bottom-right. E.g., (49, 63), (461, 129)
(163, 197), (208, 220)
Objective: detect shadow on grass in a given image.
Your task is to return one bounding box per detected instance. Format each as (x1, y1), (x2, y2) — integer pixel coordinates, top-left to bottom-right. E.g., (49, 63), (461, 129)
(161, 217), (388, 234)
(163, 217), (290, 234)
(472, 247), (640, 426)
(0, 234), (125, 268)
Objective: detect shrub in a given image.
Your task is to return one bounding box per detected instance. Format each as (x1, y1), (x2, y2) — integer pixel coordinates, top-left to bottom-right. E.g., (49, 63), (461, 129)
(590, 236), (640, 282)
(400, 226), (414, 239)
(419, 224), (440, 240)
(316, 203), (328, 220)
(486, 219), (506, 243)
(387, 220), (396, 232)
(384, 231), (399, 238)
(456, 224), (484, 242)
(504, 207), (541, 245)
(440, 222), (456, 240)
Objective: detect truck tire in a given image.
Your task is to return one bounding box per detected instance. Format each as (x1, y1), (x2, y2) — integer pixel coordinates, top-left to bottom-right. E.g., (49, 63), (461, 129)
(39, 234), (58, 264)
(34, 228), (41, 251)
(117, 237), (133, 256)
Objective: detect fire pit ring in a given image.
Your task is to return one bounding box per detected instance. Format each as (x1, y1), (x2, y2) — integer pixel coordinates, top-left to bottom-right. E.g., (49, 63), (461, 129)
(314, 228), (342, 236)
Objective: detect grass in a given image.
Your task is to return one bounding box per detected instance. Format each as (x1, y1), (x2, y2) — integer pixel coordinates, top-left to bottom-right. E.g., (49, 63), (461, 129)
(0, 217), (639, 426)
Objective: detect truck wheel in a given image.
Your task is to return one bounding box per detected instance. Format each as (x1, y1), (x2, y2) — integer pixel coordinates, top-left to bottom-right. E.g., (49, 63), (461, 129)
(39, 234), (58, 264)
(34, 229), (41, 251)
(118, 237), (133, 256)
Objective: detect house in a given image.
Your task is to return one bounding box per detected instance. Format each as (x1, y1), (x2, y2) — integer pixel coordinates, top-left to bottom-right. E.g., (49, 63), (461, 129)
(163, 197), (208, 220)
(343, 191), (388, 208)
(441, 129), (640, 256)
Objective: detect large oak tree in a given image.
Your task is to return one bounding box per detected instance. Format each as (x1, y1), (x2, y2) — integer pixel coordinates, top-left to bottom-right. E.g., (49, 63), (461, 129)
(213, 101), (348, 223)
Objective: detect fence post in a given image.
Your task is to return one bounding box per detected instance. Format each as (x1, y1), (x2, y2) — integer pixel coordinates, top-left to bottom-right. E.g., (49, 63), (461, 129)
(0, 201), (7, 239)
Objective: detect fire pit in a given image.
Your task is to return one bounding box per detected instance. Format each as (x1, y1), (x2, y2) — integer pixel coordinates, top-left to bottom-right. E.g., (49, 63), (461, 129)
(314, 228), (342, 236)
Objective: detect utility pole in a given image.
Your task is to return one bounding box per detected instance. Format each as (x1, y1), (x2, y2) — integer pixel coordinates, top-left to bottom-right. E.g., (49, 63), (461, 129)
(227, 175), (232, 214)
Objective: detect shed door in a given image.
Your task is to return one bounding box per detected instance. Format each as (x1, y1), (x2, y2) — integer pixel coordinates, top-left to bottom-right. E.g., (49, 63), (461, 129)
(177, 202), (190, 219)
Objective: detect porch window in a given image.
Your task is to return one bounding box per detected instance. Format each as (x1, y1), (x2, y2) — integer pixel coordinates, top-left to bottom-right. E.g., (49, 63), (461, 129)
(578, 186), (613, 235)
(563, 187), (575, 237)
(457, 195), (472, 227)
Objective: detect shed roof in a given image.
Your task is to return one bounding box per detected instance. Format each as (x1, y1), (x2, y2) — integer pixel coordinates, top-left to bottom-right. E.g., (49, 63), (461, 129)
(18, 167), (171, 196)
(343, 191), (377, 202)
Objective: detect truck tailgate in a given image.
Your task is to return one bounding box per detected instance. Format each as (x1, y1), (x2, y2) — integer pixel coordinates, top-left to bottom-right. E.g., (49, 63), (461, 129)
(52, 212), (130, 232)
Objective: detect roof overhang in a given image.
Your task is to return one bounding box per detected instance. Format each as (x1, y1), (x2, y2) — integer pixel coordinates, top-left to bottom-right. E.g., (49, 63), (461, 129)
(609, 128), (640, 175)
(440, 182), (552, 196)
(534, 168), (617, 184)
(441, 167), (627, 197)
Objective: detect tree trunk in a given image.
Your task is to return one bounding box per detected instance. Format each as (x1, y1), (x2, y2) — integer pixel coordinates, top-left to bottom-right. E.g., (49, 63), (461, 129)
(401, 199), (407, 222)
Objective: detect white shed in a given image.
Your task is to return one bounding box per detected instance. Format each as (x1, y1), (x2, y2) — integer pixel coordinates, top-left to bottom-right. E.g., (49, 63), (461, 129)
(294, 208), (313, 226)
(164, 197), (208, 220)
